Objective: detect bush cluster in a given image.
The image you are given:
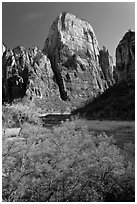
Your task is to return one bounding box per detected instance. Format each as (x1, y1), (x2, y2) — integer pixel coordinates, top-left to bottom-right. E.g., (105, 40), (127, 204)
(2, 102), (42, 128)
(2, 120), (135, 202)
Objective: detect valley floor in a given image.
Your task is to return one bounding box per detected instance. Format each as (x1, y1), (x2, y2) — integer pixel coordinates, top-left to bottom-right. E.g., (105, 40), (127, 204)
(3, 113), (135, 149)
(40, 114), (134, 148)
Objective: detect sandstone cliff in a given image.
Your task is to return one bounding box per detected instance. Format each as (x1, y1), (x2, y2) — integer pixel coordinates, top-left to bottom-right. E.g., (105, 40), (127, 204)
(2, 45), (60, 105)
(115, 30), (135, 82)
(43, 12), (113, 103)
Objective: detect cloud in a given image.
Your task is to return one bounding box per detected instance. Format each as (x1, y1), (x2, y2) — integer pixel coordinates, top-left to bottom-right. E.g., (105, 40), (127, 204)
(23, 12), (45, 21)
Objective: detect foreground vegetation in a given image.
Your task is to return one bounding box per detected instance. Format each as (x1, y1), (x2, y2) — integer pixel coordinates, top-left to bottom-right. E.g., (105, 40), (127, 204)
(2, 108), (135, 202)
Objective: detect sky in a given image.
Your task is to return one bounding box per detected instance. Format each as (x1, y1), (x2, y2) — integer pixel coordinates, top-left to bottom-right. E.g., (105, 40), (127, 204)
(2, 2), (135, 63)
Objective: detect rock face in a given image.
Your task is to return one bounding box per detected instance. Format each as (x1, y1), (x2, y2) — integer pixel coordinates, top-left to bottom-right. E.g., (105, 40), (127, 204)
(115, 30), (135, 82)
(2, 45), (59, 103)
(43, 12), (113, 103)
(98, 46), (114, 86)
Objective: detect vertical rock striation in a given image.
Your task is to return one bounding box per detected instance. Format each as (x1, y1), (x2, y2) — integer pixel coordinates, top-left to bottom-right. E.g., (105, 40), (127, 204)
(99, 46), (114, 86)
(43, 12), (113, 103)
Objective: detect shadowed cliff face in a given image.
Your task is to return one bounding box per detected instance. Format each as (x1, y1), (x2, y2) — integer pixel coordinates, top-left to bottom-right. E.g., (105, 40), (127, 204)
(43, 12), (113, 102)
(115, 31), (135, 82)
(72, 31), (135, 120)
(2, 45), (59, 103)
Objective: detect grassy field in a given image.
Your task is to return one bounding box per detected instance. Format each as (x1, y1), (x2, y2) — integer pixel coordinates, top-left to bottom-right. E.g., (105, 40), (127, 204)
(80, 120), (135, 149)
(40, 114), (135, 149)
(3, 110), (135, 150)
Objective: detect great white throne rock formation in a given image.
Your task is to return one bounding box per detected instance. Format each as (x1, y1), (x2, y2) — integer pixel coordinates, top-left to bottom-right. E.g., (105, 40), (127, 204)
(43, 12), (114, 103)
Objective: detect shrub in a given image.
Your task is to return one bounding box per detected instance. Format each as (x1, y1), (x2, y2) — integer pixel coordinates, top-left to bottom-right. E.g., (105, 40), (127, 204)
(2, 102), (42, 128)
(2, 120), (135, 202)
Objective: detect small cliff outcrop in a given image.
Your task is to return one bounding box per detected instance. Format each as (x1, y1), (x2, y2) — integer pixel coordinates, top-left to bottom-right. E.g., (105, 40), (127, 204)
(2, 45), (60, 104)
(99, 46), (114, 86)
(115, 30), (135, 82)
(43, 12), (113, 103)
